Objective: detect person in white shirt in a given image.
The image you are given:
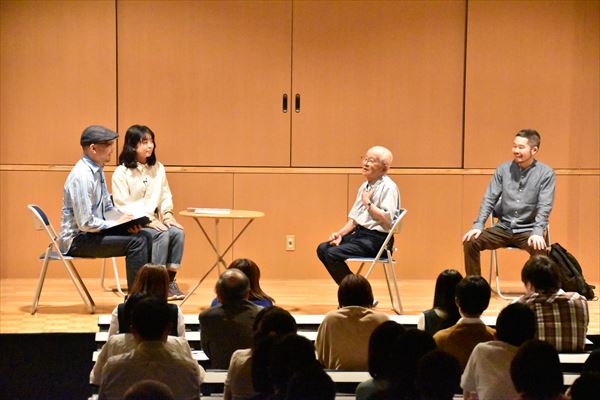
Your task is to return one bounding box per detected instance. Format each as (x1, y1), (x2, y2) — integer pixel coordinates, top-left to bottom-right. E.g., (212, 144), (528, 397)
(461, 303), (536, 400)
(317, 146), (400, 284)
(112, 125), (185, 300)
(99, 297), (204, 400)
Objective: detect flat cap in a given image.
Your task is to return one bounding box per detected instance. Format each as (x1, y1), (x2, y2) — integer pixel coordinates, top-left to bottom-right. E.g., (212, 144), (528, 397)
(80, 125), (118, 146)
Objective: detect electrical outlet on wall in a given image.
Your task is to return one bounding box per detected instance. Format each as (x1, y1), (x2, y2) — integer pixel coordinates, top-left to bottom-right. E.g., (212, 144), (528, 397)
(286, 235), (295, 251)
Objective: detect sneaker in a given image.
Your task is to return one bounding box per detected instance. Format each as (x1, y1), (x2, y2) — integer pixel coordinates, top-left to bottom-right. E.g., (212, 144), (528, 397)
(168, 281), (185, 301)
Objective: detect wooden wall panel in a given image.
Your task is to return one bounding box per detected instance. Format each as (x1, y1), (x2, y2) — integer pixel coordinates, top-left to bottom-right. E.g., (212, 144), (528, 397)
(153, 173), (234, 289)
(0, 0), (116, 165)
(116, 0), (292, 166)
(231, 174), (349, 280)
(291, 0), (466, 167)
(465, 0), (600, 169)
(2, 171), (597, 284)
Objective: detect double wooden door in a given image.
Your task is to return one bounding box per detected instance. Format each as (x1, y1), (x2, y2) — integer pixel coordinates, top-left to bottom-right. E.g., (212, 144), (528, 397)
(118, 0), (466, 167)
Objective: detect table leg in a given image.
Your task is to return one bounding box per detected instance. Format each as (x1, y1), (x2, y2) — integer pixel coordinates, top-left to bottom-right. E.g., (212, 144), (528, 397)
(180, 218), (256, 306)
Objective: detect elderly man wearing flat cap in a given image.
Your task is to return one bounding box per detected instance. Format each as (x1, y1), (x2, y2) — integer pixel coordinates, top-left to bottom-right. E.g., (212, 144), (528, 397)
(58, 125), (150, 289)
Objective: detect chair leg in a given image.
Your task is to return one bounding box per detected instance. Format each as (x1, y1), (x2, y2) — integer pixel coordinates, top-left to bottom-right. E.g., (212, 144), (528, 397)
(490, 248), (518, 301)
(100, 258), (125, 296)
(383, 260), (403, 314)
(356, 262), (366, 276)
(62, 258), (96, 313)
(364, 261), (376, 278)
(31, 248), (51, 314)
(111, 257), (125, 296)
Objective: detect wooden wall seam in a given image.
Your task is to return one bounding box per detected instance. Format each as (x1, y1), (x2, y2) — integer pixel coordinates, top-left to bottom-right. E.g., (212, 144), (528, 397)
(1, 164), (598, 176)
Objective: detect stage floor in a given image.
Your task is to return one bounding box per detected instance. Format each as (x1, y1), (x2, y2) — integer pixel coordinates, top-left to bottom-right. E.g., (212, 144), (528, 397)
(1, 278), (598, 335)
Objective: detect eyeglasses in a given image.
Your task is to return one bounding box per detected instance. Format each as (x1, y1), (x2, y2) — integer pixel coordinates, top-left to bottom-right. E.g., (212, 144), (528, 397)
(361, 156), (380, 165)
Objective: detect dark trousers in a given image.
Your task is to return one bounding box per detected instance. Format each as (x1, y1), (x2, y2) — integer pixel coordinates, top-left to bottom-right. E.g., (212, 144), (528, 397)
(317, 226), (390, 285)
(67, 231), (150, 288)
(463, 225), (546, 276)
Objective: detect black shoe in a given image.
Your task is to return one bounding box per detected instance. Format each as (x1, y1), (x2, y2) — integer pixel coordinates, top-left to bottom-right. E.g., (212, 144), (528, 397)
(168, 281), (185, 301)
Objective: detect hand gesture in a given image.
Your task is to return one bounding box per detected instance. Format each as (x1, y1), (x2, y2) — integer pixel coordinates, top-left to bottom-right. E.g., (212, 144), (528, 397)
(328, 232), (342, 246)
(149, 221), (168, 232)
(528, 234), (547, 250)
(361, 186), (373, 206)
(462, 229), (482, 242)
(165, 218), (184, 230)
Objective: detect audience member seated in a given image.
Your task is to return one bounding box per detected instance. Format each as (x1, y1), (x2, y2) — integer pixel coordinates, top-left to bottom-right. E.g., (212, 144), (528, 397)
(565, 348), (600, 399)
(315, 274), (389, 370)
(383, 329), (437, 400)
(417, 269), (463, 335)
(99, 297), (204, 400)
(267, 334), (323, 400)
(199, 268), (262, 369)
(285, 364), (336, 400)
(510, 339), (568, 400)
(355, 321), (406, 400)
(91, 293), (193, 385)
(211, 258), (275, 308)
(123, 380), (175, 400)
(569, 372), (600, 400)
(224, 306), (297, 400)
(433, 276), (495, 370)
(108, 264), (185, 338)
(516, 254), (589, 352)
(461, 303), (536, 400)
(415, 350), (461, 400)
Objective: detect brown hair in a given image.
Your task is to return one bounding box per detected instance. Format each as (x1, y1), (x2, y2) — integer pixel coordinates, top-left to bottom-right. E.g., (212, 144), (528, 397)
(129, 264), (169, 302)
(229, 258), (275, 304)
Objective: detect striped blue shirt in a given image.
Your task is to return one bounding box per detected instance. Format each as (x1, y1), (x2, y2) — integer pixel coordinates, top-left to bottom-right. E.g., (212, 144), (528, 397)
(59, 155), (115, 253)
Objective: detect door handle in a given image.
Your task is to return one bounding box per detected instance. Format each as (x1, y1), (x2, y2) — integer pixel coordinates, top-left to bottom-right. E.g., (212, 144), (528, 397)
(295, 93), (301, 113)
(282, 94), (288, 113)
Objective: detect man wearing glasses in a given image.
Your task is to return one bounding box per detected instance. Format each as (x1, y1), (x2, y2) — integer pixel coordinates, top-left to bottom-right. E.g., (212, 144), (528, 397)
(317, 146), (400, 284)
(59, 125), (150, 289)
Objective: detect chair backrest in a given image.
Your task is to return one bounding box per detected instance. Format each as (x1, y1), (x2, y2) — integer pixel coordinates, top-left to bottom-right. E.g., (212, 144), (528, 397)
(374, 208), (408, 259)
(28, 204), (61, 244)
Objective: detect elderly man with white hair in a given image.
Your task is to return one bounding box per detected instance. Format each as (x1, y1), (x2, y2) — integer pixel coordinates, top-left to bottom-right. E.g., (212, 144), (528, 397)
(317, 146), (401, 284)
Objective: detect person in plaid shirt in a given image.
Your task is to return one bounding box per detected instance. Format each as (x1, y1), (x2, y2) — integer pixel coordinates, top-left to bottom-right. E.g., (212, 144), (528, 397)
(516, 254), (589, 352)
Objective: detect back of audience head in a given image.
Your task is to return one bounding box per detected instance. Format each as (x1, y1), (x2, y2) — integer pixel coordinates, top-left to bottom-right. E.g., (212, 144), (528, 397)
(338, 274), (374, 308)
(368, 320), (406, 379)
(495, 303), (536, 346)
(253, 305), (297, 339)
(510, 339), (563, 399)
(285, 364), (335, 400)
(582, 348), (600, 374)
(569, 372), (600, 400)
(415, 350), (461, 400)
(455, 275), (491, 317)
(215, 268), (250, 304)
(269, 334), (320, 394)
(123, 379), (174, 400)
(432, 269), (463, 321)
(386, 329), (437, 398)
(229, 258), (275, 303)
(521, 254), (560, 294)
(131, 296), (171, 342)
(251, 307), (298, 394)
(129, 263), (169, 302)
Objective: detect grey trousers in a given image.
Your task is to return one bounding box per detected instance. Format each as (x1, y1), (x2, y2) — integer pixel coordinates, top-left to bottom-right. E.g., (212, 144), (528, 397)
(142, 226), (185, 270)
